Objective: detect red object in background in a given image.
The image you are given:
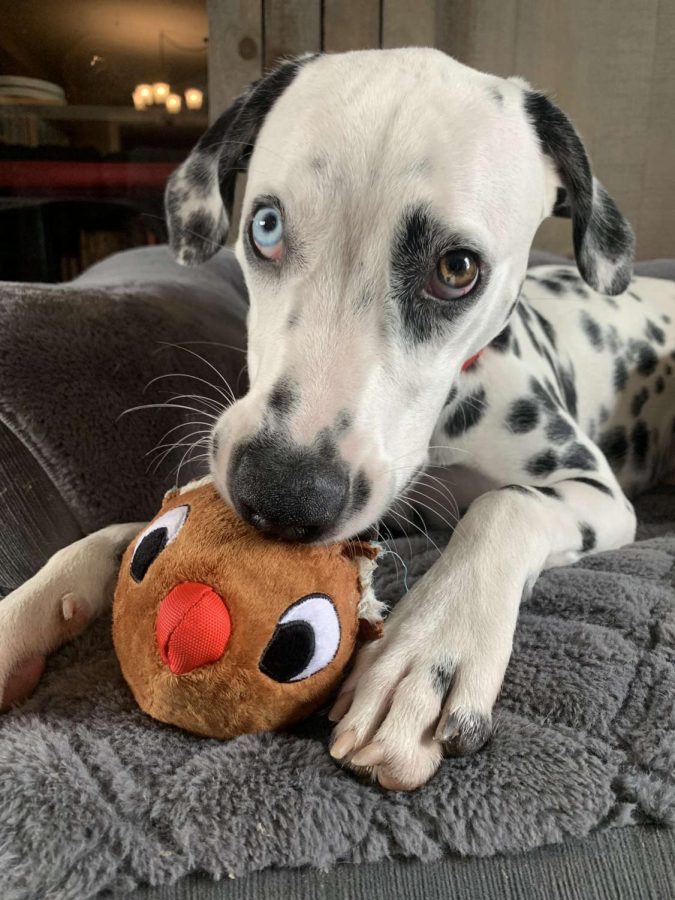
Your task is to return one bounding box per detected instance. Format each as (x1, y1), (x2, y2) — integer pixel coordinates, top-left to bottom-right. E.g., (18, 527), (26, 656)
(156, 582), (232, 675)
(0, 160), (175, 191)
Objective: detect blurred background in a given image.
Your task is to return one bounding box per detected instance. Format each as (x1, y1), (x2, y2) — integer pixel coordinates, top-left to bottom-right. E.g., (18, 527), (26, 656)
(0, 0), (672, 282)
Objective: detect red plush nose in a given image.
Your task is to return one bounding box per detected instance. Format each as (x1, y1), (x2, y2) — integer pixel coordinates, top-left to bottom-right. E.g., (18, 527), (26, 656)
(156, 582), (231, 675)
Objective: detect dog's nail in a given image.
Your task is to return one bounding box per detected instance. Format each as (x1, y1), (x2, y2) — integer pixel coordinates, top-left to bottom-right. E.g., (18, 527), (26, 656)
(350, 742), (385, 768)
(330, 729), (357, 759)
(434, 712), (460, 743)
(61, 593), (77, 621)
(328, 690), (353, 722)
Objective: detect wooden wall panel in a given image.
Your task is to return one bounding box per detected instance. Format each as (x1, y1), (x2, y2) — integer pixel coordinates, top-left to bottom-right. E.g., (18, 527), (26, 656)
(207, 0), (262, 119)
(436, 0), (518, 77)
(512, 0), (659, 260)
(636, 0), (675, 260)
(381, 0), (437, 48)
(323, 0), (380, 52)
(263, 0), (321, 68)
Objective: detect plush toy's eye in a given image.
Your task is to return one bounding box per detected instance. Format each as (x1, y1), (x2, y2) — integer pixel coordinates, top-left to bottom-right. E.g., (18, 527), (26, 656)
(130, 505), (189, 583)
(259, 594), (341, 683)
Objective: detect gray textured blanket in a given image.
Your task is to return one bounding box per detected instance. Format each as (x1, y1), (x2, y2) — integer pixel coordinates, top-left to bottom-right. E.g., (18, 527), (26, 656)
(1, 486), (674, 899)
(1, 248), (674, 898)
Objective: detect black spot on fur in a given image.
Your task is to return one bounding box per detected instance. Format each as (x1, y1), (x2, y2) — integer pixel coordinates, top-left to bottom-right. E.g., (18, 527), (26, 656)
(519, 309), (543, 355)
(530, 377), (557, 411)
(533, 309), (557, 348)
(555, 268), (580, 283)
(645, 319), (666, 346)
(579, 523), (596, 552)
(350, 470), (371, 513)
(490, 324), (511, 352)
(526, 449), (558, 476)
(447, 384), (458, 406)
(568, 476), (613, 497)
(445, 387), (487, 438)
(631, 420), (650, 468)
(628, 291), (642, 302)
(561, 442), (597, 471)
(268, 379), (297, 416)
(287, 310), (301, 329)
(613, 358), (628, 392)
(661, 313), (671, 324)
(579, 311), (604, 350)
(574, 286), (589, 299)
(513, 339), (521, 358)
(630, 387), (649, 417)
(599, 426), (628, 471)
(533, 485), (561, 499)
(506, 398), (540, 434)
(630, 340), (658, 376)
(488, 85), (504, 105)
(539, 278), (565, 295)
(546, 414), (575, 443)
(559, 366), (578, 418)
(431, 663), (454, 696)
(655, 376), (665, 394)
(335, 410), (353, 433)
(606, 325), (621, 354)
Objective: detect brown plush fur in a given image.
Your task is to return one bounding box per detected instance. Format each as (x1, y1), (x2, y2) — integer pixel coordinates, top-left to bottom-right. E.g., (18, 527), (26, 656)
(113, 483), (371, 739)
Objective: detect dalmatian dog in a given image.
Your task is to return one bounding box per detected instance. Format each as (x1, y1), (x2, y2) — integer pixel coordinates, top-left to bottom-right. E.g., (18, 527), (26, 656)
(2, 49), (674, 791)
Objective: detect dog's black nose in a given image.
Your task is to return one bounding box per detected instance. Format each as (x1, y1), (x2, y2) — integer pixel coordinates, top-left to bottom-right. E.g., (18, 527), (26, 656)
(228, 438), (349, 541)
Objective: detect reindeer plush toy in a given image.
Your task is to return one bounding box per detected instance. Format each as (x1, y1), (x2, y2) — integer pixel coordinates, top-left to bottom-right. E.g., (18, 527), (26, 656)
(112, 480), (383, 739)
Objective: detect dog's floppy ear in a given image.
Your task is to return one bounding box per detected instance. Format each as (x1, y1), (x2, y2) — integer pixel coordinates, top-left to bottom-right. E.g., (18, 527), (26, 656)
(525, 91), (634, 295)
(165, 54), (318, 266)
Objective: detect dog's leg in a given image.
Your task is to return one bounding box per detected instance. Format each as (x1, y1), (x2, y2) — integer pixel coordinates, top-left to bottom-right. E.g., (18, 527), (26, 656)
(329, 474), (635, 790)
(0, 522), (144, 709)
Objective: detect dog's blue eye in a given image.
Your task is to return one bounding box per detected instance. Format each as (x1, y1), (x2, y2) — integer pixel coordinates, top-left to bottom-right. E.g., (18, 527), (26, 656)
(251, 206), (284, 259)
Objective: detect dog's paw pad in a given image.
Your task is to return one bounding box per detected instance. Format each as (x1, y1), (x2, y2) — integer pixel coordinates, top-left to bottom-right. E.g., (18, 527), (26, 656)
(1, 655), (46, 711)
(435, 709), (492, 756)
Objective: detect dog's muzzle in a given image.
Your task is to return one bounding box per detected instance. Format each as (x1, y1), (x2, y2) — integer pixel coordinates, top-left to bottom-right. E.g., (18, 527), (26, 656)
(228, 437), (350, 542)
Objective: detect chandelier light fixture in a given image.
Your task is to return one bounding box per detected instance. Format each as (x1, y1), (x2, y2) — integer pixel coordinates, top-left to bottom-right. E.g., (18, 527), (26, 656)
(132, 31), (205, 114)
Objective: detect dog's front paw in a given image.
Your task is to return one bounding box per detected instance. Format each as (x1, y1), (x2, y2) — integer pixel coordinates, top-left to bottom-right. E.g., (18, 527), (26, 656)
(0, 589), (94, 711)
(328, 593), (500, 790)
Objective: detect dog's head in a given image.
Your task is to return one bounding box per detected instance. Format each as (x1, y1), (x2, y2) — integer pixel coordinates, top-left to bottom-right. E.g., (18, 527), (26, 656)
(165, 49), (634, 542)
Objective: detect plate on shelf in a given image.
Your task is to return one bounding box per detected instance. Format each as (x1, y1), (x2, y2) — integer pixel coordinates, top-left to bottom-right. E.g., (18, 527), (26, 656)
(0, 76), (66, 106)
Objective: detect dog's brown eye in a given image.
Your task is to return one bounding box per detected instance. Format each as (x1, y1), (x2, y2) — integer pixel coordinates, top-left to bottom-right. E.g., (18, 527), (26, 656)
(427, 251), (479, 300)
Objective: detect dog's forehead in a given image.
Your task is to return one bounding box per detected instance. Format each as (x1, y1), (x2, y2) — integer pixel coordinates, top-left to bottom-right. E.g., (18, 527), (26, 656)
(247, 49), (544, 242)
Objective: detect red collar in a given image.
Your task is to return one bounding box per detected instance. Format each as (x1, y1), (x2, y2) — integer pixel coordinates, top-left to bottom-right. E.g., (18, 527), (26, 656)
(461, 350), (482, 372)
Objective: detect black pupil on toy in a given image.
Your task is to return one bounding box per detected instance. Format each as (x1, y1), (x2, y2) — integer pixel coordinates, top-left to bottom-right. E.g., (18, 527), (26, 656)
(259, 621), (315, 682)
(131, 528), (168, 583)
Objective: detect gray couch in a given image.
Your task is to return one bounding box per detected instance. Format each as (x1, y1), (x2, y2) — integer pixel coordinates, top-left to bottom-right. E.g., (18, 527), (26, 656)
(1, 247), (673, 899)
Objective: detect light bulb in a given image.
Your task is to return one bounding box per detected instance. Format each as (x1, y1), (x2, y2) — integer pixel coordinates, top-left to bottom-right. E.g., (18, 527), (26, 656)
(152, 82), (170, 104)
(184, 87), (203, 110)
(135, 83), (153, 106)
(165, 92), (182, 114)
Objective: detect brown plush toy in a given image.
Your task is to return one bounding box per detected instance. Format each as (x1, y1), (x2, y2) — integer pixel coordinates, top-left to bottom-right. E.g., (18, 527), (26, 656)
(112, 480), (383, 739)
